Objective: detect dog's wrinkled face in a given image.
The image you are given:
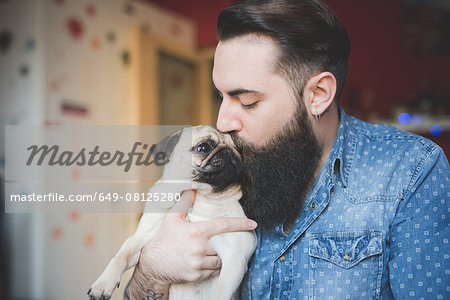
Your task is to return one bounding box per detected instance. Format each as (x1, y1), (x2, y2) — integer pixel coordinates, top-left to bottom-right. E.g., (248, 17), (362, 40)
(152, 125), (242, 194)
(191, 126), (243, 193)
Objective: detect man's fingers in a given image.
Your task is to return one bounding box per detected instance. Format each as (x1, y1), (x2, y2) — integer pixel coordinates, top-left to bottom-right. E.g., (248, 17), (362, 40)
(167, 190), (196, 219)
(201, 255), (222, 270)
(205, 244), (217, 256)
(197, 269), (220, 282)
(197, 217), (257, 237)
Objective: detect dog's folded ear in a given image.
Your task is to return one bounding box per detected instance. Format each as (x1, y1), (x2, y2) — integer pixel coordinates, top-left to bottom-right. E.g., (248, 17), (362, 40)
(150, 129), (183, 164)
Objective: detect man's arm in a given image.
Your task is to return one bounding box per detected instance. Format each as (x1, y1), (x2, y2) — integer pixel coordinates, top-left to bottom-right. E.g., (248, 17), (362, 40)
(124, 265), (169, 300)
(388, 146), (449, 298)
(124, 190), (257, 299)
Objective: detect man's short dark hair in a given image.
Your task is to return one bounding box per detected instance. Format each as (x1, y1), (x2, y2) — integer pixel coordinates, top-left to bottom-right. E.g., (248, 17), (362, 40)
(217, 0), (351, 102)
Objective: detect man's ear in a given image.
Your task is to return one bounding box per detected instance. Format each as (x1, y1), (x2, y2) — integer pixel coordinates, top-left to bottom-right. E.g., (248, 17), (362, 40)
(304, 72), (337, 116)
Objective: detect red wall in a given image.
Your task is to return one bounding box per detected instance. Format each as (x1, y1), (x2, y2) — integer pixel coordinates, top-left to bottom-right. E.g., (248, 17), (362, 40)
(147, 0), (234, 48)
(325, 0), (450, 117)
(325, 0), (450, 156)
(148, 0), (449, 113)
(147, 0), (450, 156)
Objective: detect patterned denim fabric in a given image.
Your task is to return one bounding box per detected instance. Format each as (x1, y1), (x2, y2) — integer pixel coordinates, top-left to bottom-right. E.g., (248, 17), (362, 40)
(240, 107), (450, 300)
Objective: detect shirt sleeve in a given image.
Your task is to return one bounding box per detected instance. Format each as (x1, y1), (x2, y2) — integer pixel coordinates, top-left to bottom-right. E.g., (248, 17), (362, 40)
(388, 145), (450, 299)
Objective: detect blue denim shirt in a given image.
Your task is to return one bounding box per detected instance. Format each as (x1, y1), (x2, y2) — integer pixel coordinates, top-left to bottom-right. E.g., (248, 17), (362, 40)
(241, 107), (450, 300)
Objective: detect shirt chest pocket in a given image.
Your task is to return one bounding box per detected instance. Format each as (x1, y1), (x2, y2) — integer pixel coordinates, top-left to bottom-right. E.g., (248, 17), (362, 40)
(308, 232), (383, 299)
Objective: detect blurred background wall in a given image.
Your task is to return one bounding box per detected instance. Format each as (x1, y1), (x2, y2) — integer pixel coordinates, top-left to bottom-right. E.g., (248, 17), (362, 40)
(0, 0), (448, 299)
(0, 1), (196, 299)
(148, 0), (450, 154)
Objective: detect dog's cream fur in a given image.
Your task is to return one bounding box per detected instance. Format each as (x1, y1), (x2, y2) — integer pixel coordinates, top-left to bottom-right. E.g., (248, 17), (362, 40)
(88, 126), (257, 300)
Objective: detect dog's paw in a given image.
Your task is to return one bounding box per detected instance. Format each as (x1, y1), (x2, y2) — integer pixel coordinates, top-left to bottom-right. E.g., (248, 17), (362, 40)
(87, 277), (120, 300)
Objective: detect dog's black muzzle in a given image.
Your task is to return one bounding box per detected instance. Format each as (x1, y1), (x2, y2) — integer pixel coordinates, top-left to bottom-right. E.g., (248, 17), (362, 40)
(194, 146), (243, 193)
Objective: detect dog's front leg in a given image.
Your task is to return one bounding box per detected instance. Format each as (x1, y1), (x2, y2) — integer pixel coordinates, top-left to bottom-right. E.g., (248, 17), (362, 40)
(88, 213), (164, 300)
(209, 233), (256, 300)
(210, 251), (249, 300)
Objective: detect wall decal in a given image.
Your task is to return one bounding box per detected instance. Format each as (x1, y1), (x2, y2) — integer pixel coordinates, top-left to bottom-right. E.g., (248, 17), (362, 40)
(24, 37), (36, 52)
(66, 17), (84, 40)
(60, 101), (89, 117)
(70, 168), (81, 180)
(90, 36), (101, 50)
(19, 64), (29, 76)
(68, 212), (80, 222)
(121, 49), (130, 66)
(85, 4), (97, 17)
(123, 2), (135, 16)
(0, 30), (13, 53)
(51, 226), (63, 240)
(84, 233), (95, 247)
(106, 31), (116, 43)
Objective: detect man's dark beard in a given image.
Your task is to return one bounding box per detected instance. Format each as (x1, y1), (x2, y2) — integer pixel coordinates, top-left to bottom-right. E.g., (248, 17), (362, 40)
(232, 104), (322, 231)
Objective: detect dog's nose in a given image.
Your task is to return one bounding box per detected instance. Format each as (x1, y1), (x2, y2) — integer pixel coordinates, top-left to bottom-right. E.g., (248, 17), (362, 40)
(220, 147), (242, 173)
(220, 148), (231, 156)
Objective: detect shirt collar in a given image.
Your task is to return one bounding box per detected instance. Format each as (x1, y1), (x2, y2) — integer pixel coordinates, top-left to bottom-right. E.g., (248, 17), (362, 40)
(326, 106), (353, 188)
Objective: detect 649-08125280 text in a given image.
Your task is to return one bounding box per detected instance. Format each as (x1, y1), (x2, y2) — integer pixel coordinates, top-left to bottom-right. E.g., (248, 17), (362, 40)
(9, 192), (181, 202)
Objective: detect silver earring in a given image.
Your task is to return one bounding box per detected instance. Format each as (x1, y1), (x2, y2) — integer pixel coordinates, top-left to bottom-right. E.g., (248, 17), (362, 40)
(314, 114), (320, 122)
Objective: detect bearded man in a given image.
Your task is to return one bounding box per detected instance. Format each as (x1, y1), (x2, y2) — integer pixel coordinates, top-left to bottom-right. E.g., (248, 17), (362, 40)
(125, 0), (450, 299)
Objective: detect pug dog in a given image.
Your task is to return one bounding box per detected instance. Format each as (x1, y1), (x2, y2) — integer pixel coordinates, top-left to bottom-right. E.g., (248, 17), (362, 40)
(88, 125), (257, 300)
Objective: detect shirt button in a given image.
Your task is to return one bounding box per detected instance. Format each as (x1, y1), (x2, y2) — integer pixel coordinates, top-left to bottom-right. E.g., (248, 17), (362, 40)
(343, 253), (351, 261)
(310, 202), (317, 209)
(279, 255), (287, 262)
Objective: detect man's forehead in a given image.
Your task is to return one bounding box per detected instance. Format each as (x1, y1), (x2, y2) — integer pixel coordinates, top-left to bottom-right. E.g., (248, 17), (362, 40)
(213, 34), (280, 88)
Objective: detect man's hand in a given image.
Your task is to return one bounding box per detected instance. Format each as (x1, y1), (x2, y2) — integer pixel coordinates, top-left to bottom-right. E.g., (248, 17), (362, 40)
(125, 190), (257, 300)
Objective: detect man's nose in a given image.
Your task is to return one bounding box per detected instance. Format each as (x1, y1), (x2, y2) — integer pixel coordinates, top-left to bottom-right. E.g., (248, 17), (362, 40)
(216, 99), (242, 133)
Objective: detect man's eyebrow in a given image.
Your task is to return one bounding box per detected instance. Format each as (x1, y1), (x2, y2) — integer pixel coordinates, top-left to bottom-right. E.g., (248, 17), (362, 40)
(228, 89), (259, 97)
(212, 82), (261, 97)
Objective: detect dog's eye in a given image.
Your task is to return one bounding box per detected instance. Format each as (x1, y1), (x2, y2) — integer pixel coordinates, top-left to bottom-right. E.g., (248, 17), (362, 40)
(196, 142), (212, 154)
